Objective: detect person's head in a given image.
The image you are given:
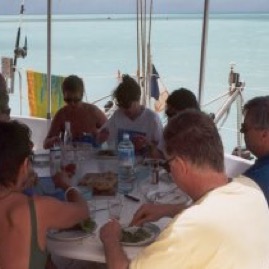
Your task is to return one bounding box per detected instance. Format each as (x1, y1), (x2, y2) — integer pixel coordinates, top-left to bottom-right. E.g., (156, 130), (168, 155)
(62, 75), (84, 106)
(0, 121), (33, 189)
(113, 74), (141, 118)
(241, 96), (269, 158)
(165, 88), (199, 119)
(0, 74), (10, 122)
(164, 109), (224, 193)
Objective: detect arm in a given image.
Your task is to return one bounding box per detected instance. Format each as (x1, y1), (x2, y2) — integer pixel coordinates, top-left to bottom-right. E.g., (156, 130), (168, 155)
(43, 111), (63, 149)
(100, 219), (130, 269)
(130, 203), (185, 227)
(41, 172), (88, 229)
(93, 105), (108, 129)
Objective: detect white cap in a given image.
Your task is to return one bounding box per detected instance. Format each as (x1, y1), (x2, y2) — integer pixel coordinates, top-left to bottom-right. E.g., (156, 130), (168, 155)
(65, 121), (71, 130)
(123, 133), (130, 140)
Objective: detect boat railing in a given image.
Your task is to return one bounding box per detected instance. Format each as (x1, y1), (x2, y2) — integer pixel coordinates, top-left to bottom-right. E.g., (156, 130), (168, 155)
(202, 65), (245, 156)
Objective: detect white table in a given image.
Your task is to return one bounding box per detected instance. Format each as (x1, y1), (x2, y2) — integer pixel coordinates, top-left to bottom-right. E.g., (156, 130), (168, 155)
(47, 197), (170, 263)
(34, 156), (180, 263)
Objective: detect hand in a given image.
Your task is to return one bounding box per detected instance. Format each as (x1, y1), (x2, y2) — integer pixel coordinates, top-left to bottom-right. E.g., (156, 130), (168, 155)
(132, 135), (147, 151)
(48, 136), (61, 148)
(52, 171), (69, 190)
(130, 203), (171, 226)
(100, 219), (122, 244)
(130, 203), (183, 226)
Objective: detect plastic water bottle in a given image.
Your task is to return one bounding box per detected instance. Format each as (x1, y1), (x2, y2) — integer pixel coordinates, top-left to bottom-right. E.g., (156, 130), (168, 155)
(117, 133), (135, 194)
(63, 121), (73, 146)
(49, 145), (61, 176)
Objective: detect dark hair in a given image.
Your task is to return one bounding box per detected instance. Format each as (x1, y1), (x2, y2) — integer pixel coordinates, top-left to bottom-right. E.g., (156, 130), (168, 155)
(164, 109), (224, 172)
(62, 75), (84, 98)
(0, 121), (32, 187)
(166, 88), (199, 118)
(113, 74), (141, 108)
(243, 96), (269, 130)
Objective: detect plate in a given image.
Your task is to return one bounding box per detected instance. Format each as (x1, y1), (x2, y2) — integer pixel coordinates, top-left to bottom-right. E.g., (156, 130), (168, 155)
(47, 220), (97, 241)
(120, 223), (160, 246)
(146, 189), (190, 205)
(96, 149), (117, 159)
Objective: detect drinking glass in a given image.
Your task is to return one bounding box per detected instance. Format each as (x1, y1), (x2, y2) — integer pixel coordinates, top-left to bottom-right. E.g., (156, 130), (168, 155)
(87, 200), (96, 221)
(107, 195), (123, 220)
(138, 177), (159, 203)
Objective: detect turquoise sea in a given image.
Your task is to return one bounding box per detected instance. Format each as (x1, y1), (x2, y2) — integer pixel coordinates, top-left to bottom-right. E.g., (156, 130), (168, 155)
(1, 13), (269, 151)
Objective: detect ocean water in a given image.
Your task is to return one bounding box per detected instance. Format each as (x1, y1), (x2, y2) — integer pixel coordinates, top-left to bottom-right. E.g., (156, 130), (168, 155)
(1, 13), (269, 152)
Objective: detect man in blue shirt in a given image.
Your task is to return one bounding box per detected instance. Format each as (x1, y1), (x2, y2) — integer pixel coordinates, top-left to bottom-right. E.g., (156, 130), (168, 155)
(242, 96), (269, 205)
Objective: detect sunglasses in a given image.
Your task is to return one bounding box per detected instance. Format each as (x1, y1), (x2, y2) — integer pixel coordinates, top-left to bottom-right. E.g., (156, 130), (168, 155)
(159, 156), (176, 173)
(240, 123), (254, 134)
(64, 97), (81, 104)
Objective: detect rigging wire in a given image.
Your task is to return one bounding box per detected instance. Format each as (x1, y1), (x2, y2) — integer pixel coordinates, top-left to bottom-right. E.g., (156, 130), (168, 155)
(136, 0), (141, 86)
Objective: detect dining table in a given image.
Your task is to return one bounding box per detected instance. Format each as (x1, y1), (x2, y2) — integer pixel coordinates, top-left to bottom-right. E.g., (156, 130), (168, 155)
(33, 151), (190, 264)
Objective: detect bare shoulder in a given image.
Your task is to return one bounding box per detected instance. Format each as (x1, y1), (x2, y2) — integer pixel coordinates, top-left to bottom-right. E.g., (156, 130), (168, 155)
(83, 102), (103, 112)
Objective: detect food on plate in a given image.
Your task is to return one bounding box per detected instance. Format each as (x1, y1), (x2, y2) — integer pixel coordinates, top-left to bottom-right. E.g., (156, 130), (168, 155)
(121, 227), (151, 243)
(80, 218), (96, 233)
(79, 171), (117, 195)
(61, 218), (96, 233)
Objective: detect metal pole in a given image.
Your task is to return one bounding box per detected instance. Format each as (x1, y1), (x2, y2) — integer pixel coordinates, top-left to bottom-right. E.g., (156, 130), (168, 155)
(198, 0), (210, 105)
(47, 0), (52, 120)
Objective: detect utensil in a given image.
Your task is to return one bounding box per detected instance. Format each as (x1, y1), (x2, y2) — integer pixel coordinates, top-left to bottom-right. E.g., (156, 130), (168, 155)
(124, 194), (140, 202)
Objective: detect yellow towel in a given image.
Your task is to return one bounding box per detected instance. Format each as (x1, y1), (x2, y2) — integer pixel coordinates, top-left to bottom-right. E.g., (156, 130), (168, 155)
(27, 70), (65, 118)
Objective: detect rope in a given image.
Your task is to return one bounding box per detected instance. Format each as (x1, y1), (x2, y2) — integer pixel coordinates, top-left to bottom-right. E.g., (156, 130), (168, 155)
(136, 0), (141, 86)
(91, 94), (112, 105)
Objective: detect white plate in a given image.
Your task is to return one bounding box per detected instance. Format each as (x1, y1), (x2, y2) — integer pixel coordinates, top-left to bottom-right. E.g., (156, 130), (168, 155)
(120, 223), (160, 246)
(146, 189), (190, 205)
(47, 221), (97, 241)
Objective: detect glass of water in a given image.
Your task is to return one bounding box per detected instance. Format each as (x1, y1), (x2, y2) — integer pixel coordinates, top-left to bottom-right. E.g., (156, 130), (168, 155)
(107, 195), (123, 220)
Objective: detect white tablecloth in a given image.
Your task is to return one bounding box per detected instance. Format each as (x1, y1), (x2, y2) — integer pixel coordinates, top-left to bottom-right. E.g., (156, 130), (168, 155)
(47, 197), (170, 263)
(35, 157), (175, 262)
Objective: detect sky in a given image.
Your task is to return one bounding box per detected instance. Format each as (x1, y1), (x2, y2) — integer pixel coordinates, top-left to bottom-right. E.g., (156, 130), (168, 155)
(1, 0), (269, 15)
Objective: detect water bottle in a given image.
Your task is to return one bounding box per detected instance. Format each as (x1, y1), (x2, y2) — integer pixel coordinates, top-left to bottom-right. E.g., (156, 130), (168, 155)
(49, 145), (61, 176)
(63, 121), (73, 146)
(117, 133), (135, 194)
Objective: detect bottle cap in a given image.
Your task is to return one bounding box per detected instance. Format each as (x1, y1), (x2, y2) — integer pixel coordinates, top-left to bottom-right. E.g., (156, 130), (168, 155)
(65, 121), (71, 130)
(123, 133), (129, 140)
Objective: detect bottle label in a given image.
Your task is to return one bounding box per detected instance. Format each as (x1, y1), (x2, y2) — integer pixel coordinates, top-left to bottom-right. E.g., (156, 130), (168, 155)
(118, 148), (134, 166)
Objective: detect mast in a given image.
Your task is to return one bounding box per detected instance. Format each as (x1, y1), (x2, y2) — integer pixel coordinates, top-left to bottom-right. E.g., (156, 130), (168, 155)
(47, 0), (52, 120)
(198, 0), (210, 105)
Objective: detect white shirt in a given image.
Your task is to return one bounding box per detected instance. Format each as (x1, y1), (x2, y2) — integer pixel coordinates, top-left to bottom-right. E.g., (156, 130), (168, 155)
(130, 176), (269, 269)
(103, 108), (164, 152)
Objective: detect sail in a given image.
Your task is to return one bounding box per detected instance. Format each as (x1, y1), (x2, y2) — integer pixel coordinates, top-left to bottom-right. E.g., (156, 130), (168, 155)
(27, 70), (65, 118)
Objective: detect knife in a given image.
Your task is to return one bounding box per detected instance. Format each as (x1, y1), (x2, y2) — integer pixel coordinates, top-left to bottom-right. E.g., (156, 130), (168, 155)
(124, 194), (140, 202)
